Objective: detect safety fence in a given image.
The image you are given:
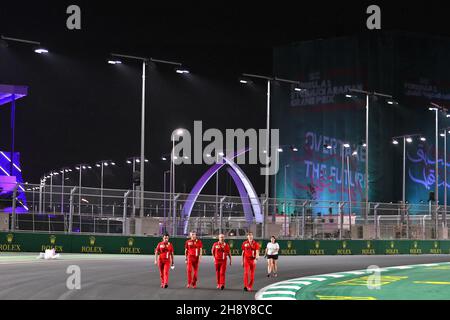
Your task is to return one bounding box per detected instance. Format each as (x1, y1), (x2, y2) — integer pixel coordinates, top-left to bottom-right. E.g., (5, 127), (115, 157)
(1, 232), (450, 255)
(0, 183), (449, 239)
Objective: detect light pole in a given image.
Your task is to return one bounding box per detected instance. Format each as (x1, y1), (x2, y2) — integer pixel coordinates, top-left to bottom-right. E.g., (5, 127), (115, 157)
(347, 150), (359, 236)
(341, 143), (350, 237)
(440, 126), (450, 236)
(59, 168), (72, 215)
(1, 35), (48, 175)
(110, 53), (185, 218)
(75, 164), (91, 215)
(126, 156), (149, 218)
(273, 145), (297, 225)
(283, 164), (290, 237)
(170, 128), (186, 234)
(392, 134), (426, 204)
(241, 74), (305, 238)
(95, 160), (115, 216)
(163, 170), (170, 233)
(348, 89), (396, 223)
(49, 171), (59, 211)
(325, 142), (349, 238)
(429, 102), (449, 239)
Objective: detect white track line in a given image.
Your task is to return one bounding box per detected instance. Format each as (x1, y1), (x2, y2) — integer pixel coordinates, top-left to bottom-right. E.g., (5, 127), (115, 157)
(284, 281), (312, 285)
(255, 261), (450, 300)
(270, 285), (303, 290)
(386, 266), (413, 270)
(261, 291), (297, 296)
(261, 297), (296, 300)
(296, 277), (327, 281)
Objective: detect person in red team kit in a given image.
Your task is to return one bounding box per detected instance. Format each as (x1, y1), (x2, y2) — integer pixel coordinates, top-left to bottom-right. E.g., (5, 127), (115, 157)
(185, 231), (203, 288)
(241, 232), (260, 292)
(154, 233), (174, 288)
(211, 233), (232, 290)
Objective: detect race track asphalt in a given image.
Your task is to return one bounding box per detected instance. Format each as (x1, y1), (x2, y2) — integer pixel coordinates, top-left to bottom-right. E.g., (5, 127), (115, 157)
(0, 253), (449, 300)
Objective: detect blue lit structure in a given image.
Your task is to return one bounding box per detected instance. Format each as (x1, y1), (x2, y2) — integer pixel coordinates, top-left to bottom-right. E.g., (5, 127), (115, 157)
(0, 84), (29, 212)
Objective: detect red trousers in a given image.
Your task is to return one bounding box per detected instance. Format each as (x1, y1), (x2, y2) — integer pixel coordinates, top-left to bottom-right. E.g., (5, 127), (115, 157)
(243, 259), (256, 289)
(215, 261), (227, 286)
(187, 256), (200, 286)
(158, 260), (170, 286)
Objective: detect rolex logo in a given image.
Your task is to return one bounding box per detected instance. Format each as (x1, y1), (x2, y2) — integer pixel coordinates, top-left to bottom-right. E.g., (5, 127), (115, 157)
(6, 233), (13, 244)
(414, 241), (418, 249)
(315, 241), (320, 249)
(367, 241), (371, 249)
(229, 240), (234, 249)
(434, 241), (439, 249)
(50, 235), (56, 245)
(89, 236), (96, 246)
(342, 241), (347, 249)
(128, 237), (134, 247)
(287, 241), (292, 249)
(390, 241), (395, 249)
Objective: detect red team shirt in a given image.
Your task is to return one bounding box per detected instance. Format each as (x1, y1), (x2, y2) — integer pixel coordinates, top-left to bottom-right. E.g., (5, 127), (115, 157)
(185, 239), (203, 258)
(212, 242), (230, 262)
(241, 240), (260, 260)
(156, 241), (174, 262)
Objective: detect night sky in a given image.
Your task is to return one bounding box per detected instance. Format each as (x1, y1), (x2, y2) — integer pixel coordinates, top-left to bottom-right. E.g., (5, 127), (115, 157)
(1, 1), (450, 195)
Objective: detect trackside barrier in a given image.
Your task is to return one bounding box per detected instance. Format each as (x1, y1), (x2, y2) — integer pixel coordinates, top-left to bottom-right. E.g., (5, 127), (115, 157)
(0, 232), (450, 255)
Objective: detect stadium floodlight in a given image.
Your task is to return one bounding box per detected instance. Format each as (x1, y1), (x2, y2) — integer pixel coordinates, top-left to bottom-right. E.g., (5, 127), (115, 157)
(175, 68), (189, 74)
(34, 47), (49, 54)
(95, 160), (116, 216)
(348, 88), (395, 220)
(110, 53), (183, 219)
(406, 137), (413, 143)
(241, 73), (305, 238)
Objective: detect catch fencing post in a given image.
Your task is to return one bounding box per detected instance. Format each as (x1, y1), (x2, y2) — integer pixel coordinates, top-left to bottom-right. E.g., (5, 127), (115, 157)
(374, 203), (380, 239)
(123, 190), (131, 235)
(11, 184), (18, 231)
(172, 194), (180, 236)
(300, 201), (307, 239)
(219, 196), (226, 234)
(68, 187), (76, 234)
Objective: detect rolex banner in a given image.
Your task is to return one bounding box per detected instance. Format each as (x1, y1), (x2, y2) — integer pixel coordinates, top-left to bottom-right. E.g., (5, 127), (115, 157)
(1, 232), (449, 255)
(273, 32), (450, 213)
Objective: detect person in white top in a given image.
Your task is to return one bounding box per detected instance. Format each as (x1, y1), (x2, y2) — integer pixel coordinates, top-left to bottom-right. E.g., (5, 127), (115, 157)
(264, 236), (280, 277)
